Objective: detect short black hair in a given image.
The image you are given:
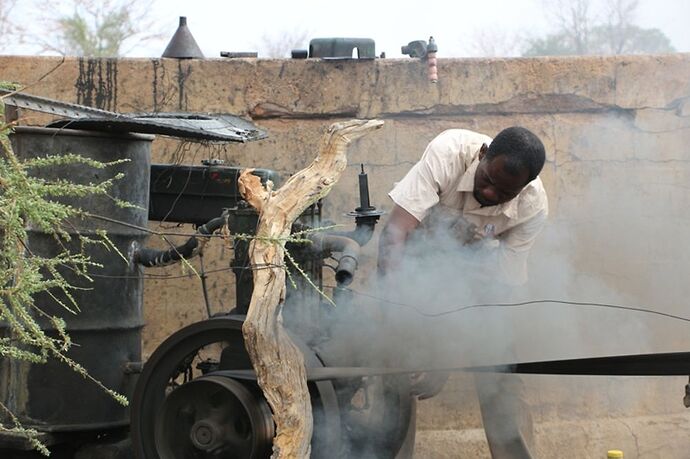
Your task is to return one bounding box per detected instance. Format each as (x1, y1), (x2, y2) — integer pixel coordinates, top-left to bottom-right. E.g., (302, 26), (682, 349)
(486, 126), (545, 182)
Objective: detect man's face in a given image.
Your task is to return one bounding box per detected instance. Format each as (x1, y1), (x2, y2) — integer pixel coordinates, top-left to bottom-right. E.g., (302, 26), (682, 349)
(473, 147), (530, 207)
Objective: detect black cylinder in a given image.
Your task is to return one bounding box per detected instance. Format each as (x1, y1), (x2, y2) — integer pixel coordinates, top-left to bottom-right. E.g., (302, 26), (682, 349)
(0, 127), (152, 433)
(358, 164), (371, 210)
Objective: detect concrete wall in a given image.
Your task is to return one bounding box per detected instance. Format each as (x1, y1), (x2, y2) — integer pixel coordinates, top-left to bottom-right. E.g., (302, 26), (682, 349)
(3, 54), (690, 457)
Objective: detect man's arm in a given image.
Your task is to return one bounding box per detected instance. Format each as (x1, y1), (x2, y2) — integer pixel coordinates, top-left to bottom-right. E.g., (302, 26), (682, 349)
(380, 130), (472, 275)
(377, 205), (420, 276)
(495, 209), (547, 285)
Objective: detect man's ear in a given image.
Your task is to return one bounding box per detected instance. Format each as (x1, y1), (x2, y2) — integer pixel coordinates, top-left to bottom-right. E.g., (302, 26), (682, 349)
(479, 143), (488, 160)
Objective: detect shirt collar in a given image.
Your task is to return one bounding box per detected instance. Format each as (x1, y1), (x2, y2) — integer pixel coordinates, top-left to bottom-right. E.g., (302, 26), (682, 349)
(457, 159), (477, 192)
(457, 156), (520, 220)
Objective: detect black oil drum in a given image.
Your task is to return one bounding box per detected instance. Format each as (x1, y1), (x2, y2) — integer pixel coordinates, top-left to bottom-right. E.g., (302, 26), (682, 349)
(0, 127), (152, 434)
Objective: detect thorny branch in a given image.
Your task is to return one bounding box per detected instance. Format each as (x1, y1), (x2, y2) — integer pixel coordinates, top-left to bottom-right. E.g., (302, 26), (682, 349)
(0, 112), (129, 454)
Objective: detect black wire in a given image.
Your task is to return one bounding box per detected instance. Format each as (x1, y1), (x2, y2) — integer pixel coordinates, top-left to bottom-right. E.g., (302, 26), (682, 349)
(69, 264), (284, 280)
(54, 204), (690, 325)
(322, 285), (690, 324)
(158, 146), (198, 224)
(85, 213), (229, 237)
(434, 299), (690, 322)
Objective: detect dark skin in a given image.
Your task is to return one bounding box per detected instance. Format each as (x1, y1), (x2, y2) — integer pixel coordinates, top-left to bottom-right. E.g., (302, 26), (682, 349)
(473, 145), (529, 207)
(377, 144), (530, 275)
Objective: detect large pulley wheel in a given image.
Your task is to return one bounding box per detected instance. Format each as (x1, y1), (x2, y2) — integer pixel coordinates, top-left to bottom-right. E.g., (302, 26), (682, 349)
(131, 315), (341, 459)
(155, 375), (274, 458)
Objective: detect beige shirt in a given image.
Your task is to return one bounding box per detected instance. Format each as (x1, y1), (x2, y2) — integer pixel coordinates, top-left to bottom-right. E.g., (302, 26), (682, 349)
(388, 129), (548, 285)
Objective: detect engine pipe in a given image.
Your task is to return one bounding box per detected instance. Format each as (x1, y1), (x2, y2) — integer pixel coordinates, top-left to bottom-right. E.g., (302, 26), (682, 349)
(330, 218), (378, 247)
(134, 212), (228, 267)
(307, 233), (360, 287)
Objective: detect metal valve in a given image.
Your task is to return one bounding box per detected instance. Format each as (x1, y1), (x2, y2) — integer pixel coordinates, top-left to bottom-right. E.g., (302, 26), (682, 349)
(401, 36), (439, 83)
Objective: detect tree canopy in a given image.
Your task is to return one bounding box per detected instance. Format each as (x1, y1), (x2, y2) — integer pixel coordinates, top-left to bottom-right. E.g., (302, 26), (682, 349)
(523, 0), (675, 56)
(57, 6), (136, 57)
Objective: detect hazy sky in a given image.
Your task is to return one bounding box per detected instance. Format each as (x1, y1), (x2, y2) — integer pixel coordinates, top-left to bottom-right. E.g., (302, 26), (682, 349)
(141, 0), (690, 58)
(7, 0), (690, 58)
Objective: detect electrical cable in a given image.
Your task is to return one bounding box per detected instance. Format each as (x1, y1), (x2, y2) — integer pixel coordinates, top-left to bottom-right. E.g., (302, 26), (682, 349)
(323, 285), (690, 324)
(62, 264), (284, 280)
(80, 210), (690, 325)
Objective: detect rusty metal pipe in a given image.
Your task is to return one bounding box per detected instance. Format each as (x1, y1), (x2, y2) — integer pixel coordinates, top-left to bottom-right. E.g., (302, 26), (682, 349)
(331, 218), (377, 246)
(134, 213), (227, 267)
(427, 36), (438, 83)
(308, 233), (360, 286)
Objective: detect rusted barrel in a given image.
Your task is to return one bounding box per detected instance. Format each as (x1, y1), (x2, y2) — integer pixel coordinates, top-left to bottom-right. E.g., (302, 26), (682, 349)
(1, 127), (152, 434)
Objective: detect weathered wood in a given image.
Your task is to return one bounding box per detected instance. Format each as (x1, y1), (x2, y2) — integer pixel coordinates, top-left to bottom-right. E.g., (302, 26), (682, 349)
(238, 119), (384, 458)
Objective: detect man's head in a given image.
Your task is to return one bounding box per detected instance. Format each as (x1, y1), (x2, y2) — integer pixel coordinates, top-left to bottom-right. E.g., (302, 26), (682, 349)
(473, 126), (546, 207)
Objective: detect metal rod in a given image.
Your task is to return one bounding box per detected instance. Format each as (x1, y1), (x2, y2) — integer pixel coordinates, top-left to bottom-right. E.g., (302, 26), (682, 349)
(199, 251), (212, 318)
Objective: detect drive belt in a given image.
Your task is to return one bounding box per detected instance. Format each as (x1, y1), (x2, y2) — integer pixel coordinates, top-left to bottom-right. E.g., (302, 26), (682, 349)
(211, 350), (690, 382)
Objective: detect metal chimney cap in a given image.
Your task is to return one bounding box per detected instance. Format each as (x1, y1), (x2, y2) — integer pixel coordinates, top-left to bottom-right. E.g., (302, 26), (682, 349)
(162, 16), (204, 59)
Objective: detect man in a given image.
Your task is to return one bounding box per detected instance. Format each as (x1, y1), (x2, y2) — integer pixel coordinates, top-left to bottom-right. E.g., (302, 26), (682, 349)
(377, 126), (548, 459)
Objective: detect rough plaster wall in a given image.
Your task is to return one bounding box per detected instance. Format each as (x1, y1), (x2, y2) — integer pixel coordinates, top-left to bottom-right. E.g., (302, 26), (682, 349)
(2, 54), (690, 457)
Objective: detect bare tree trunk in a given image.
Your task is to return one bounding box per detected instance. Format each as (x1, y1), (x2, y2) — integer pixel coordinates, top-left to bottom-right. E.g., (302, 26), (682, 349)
(238, 119), (383, 458)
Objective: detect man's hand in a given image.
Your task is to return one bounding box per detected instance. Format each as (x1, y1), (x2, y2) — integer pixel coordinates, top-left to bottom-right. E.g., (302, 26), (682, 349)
(450, 219), (495, 245)
(464, 223), (485, 245)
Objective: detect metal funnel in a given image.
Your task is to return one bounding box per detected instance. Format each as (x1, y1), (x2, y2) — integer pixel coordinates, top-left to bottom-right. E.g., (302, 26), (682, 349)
(162, 16), (204, 59)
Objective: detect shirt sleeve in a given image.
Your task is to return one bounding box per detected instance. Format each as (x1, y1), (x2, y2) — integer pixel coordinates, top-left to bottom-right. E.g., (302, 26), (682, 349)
(388, 131), (466, 222)
(497, 209), (547, 285)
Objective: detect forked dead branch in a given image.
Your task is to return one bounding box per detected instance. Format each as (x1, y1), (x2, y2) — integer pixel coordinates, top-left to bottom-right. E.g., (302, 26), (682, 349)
(238, 119), (383, 458)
